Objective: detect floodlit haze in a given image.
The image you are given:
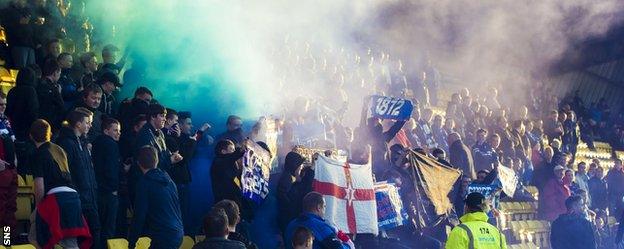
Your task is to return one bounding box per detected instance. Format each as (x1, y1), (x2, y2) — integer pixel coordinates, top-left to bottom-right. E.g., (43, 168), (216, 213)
(83, 0), (624, 126)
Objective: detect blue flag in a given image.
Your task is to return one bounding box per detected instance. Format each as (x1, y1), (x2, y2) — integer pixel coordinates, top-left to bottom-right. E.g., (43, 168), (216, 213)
(375, 182), (408, 230)
(369, 95), (413, 121)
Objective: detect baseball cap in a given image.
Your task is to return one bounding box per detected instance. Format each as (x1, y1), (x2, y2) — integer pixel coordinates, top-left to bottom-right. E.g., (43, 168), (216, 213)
(464, 192), (485, 210)
(98, 71), (121, 87)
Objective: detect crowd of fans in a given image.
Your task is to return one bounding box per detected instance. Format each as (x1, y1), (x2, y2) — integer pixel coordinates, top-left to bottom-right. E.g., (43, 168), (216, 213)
(2, 1), (624, 249)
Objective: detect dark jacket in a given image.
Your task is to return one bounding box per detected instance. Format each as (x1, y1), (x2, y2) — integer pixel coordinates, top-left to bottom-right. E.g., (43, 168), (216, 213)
(472, 143), (499, 173)
(117, 98), (150, 129)
(92, 134), (121, 194)
(215, 129), (245, 145)
(169, 133), (197, 184)
(56, 127), (98, 210)
(588, 176), (608, 211)
(277, 152), (306, 232)
(99, 92), (115, 117)
(73, 100), (104, 143)
(37, 78), (65, 130)
(210, 148), (247, 216)
(135, 123), (172, 172)
(363, 120), (406, 176)
(550, 213), (596, 249)
(6, 67), (39, 141)
(449, 139), (476, 179)
(192, 238), (245, 249)
(606, 169), (624, 203)
(228, 232), (258, 249)
(1, 3), (35, 48)
(129, 168), (183, 249)
(59, 68), (81, 111)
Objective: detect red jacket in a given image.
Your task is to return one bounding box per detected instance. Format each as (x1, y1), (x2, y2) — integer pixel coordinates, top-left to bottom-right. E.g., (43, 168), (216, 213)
(539, 178), (571, 221)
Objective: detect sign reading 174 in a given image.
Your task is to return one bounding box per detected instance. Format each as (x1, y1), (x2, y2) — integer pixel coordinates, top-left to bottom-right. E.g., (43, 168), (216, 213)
(369, 95), (414, 121)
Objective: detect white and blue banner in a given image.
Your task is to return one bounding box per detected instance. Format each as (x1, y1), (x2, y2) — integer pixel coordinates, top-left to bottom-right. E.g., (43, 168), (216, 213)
(241, 143), (271, 205)
(375, 182), (408, 230)
(369, 95), (414, 121)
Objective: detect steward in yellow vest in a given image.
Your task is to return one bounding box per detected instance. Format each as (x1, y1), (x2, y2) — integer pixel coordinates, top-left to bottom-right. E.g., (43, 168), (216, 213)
(446, 192), (507, 249)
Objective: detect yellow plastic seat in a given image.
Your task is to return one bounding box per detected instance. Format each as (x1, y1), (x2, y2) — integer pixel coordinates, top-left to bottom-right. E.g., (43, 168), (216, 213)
(11, 245), (37, 249)
(136, 237), (151, 249)
(25, 175), (34, 186)
(107, 238), (129, 249)
(16, 195), (32, 220)
(179, 236), (194, 249)
(17, 175), (26, 186)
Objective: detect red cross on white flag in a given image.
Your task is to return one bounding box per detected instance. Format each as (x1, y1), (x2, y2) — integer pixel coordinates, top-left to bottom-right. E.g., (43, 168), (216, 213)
(313, 155), (378, 235)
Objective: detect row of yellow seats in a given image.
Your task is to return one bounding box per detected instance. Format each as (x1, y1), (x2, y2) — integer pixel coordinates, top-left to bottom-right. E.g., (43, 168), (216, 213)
(108, 236), (197, 249)
(508, 243), (540, 249)
(575, 157), (615, 169)
(500, 202), (537, 213)
(575, 151), (611, 160)
(509, 220), (550, 234)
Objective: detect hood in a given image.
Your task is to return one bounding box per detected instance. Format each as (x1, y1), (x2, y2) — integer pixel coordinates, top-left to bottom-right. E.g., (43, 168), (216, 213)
(144, 168), (171, 186)
(284, 152), (305, 175)
(15, 67), (36, 87)
(459, 211), (489, 223)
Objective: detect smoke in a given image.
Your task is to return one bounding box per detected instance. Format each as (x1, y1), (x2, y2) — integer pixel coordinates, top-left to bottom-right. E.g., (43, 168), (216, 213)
(83, 0), (624, 128)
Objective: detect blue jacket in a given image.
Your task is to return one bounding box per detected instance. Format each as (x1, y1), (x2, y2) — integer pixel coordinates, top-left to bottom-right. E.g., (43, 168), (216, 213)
(284, 213), (349, 249)
(56, 127), (98, 210)
(92, 134), (121, 194)
(129, 168), (183, 249)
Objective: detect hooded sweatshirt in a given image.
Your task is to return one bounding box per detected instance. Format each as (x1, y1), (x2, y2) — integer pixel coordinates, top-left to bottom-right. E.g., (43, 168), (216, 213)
(277, 152), (306, 232)
(129, 168), (183, 249)
(6, 67), (39, 141)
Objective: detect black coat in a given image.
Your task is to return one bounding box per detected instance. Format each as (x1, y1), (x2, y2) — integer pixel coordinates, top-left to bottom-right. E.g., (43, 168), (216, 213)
(588, 177), (608, 210)
(56, 127), (98, 210)
(277, 152), (305, 232)
(362, 120), (406, 176)
(1, 4), (35, 48)
(210, 148), (249, 218)
(92, 134), (121, 194)
(37, 78), (64, 130)
(550, 213), (596, 249)
(169, 133), (197, 184)
(6, 68), (39, 141)
(449, 140), (476, 179)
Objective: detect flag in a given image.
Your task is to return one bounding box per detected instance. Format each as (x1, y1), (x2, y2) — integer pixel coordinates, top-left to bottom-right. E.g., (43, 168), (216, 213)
(497, 164), (518, 197)
(369, 95), (414, 121)
(407, 150), (461, 228)
(375, 182), (408, 230)
(313, 155), (378, 235)
(241, 143), (271, 205)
